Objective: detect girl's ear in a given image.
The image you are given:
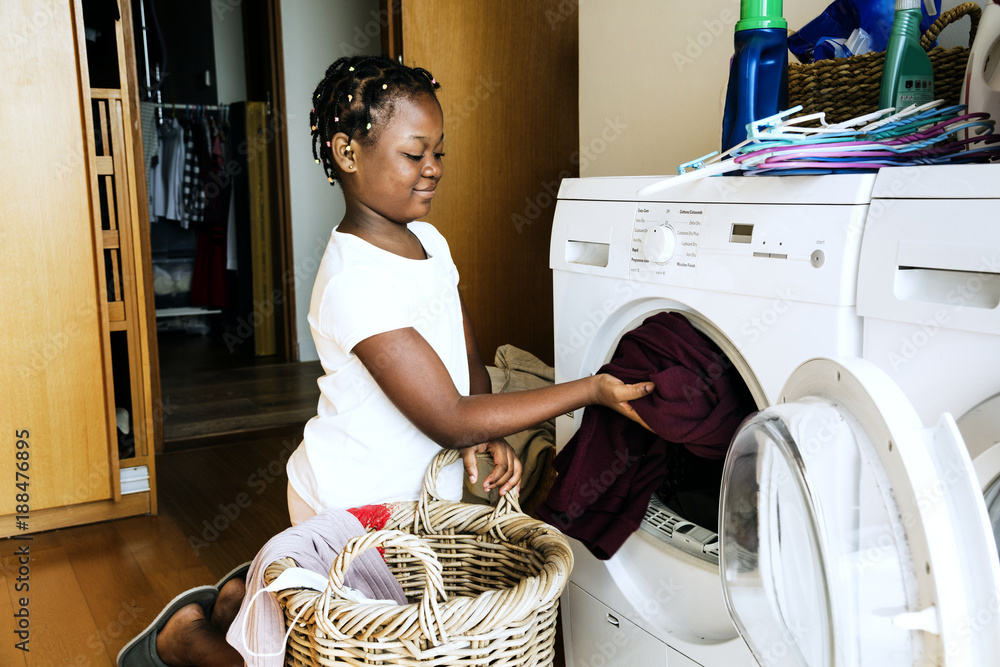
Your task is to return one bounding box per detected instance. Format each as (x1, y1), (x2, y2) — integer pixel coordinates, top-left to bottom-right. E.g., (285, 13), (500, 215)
(330, 132), (357, 174)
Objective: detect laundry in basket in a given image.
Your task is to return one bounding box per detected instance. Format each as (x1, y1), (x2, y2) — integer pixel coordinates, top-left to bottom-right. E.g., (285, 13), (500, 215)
(263, 449), (574, 666)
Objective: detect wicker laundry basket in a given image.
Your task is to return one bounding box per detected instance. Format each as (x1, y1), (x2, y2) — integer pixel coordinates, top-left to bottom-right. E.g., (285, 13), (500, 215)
(789, 2), (982, 123)
(264, 449), (574, 666)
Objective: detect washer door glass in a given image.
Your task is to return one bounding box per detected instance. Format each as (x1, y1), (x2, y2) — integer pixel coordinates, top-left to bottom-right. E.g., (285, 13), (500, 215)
(720, 399), (913, 667)
(720, 358), (1000, 667)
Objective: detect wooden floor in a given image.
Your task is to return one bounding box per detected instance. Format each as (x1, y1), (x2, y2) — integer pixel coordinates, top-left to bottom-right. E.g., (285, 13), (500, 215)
(157, 330), (321, 450)
(0, 434), (295, 666)
(1, 332), (566, 666)
(0, 333), (305, 665)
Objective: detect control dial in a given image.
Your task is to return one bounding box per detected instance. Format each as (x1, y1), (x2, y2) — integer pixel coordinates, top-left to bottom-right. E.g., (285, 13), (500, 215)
(643, 224), (676, 264)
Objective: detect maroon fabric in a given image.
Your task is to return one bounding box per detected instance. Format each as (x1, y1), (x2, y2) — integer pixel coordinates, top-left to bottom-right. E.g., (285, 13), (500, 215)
(536, 311), (755, 559)
(190, 131), (230, 308)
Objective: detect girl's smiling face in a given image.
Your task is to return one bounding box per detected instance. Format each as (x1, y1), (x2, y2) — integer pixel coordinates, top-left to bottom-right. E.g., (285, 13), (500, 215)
(340, 93), (445, 226)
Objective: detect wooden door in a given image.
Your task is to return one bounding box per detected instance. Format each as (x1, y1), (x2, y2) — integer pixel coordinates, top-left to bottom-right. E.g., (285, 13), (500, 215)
(0, 0), (116, 513)
(397, 0), (579, 365)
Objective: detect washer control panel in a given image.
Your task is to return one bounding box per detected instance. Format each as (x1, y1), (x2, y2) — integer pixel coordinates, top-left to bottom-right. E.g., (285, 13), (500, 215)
(630, 204), (702, 284)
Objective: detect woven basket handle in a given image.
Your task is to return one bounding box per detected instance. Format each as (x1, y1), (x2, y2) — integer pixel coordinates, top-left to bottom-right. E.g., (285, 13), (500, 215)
(416, 448), (522, 534)
(921, 1), (981, 50)
(319, 529), (452, 644)
(420, 448), (463, 503)
(325, 529), (444, 600)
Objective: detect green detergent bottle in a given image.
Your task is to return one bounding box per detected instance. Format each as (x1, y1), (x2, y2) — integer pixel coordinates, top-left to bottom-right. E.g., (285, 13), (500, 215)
(879, 0), (935, 110)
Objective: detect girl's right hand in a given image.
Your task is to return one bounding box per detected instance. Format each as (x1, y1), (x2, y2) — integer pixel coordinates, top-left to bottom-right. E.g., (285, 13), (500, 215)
(591, 374), (655, 432)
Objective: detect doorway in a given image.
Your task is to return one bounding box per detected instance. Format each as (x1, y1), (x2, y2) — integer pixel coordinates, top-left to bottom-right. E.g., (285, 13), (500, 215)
(129, 0), (303, 451)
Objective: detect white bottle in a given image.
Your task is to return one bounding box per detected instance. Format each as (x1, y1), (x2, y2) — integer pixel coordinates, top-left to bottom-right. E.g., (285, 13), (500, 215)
(961, 0), (1000, 123)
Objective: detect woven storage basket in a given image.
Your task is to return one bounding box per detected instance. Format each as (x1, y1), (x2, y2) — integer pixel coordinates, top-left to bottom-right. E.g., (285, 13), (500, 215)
(264, 449), (574, 666)
(789, 2), (982, 123)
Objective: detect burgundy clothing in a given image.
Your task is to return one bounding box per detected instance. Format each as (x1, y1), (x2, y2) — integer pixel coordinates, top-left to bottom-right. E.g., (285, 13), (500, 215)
(190, 130), (230, 308)
(537, 311), (755, 559)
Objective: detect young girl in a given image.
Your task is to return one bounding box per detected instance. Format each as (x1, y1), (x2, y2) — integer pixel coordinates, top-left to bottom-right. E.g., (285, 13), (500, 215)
(284, 54), (653, 522)
(122, 55), (651, 667)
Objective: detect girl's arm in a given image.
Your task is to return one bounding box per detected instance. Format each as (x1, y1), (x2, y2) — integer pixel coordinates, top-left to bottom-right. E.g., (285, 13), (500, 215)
(353, 325), (653, 451)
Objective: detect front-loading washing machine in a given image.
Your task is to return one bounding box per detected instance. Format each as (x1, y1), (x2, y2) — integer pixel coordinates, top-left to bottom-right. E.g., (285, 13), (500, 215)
(550, 170), (1000, 666)
(551, 173), (878, 666)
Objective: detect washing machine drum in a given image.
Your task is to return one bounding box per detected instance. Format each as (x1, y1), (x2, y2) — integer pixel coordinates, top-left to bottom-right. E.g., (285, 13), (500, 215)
(718, 358), (1000, 667)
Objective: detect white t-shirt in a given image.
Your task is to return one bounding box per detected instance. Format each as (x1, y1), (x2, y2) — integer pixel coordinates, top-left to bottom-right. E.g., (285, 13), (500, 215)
(286, 222), (467, 511)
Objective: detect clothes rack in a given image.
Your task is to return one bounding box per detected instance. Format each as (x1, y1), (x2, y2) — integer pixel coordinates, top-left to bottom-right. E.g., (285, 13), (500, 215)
(155, 102), (227, 110)
(154, 101), (229, 125)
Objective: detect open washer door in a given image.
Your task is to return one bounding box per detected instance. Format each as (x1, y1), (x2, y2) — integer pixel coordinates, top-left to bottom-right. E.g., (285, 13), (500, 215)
(719, 358), (1000, 667)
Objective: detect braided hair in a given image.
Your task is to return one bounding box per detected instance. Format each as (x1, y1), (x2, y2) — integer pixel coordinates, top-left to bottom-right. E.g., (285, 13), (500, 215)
(310, 55), (440, 186)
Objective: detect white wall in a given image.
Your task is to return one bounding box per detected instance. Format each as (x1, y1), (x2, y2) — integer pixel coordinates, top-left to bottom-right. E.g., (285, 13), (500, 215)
(279, 0), (382, 361)
(211, 0), (247, 104)
(578, 0), (968, 177)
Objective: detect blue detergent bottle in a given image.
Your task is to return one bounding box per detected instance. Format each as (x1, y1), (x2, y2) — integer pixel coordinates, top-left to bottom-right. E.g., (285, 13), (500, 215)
(721, 0), (789, 152)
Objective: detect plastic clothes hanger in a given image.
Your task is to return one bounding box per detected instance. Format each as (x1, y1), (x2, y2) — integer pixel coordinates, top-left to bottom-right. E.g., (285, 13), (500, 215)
(746, 132), (1000, 172)
(637, 101), (1000, 194)
(736, 115), (992, 165)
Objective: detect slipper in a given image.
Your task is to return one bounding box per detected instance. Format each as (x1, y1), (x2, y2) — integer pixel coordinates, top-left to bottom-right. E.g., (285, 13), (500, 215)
(117, 585), (218, 667)
(214, 561), (252, 591)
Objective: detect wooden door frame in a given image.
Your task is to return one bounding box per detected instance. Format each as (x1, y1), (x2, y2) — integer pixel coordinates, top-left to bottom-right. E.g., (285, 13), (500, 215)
(272, 0), (298, 362)
(381, 0), (403, 60)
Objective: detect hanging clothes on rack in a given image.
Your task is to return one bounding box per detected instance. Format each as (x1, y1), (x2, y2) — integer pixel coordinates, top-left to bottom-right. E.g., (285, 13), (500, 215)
(148, 103), (229, 229)
(139, 101), (159, 223)
(150, 115), (185, 224)
(146, 103), (233, 311)
(227, 102), (256, 328)
(190, 109), (232, 309)
(179, 107), (211, 229)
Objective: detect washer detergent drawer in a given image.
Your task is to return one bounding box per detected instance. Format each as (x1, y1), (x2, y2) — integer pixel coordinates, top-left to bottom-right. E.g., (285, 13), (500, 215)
(567, 583), (670, 666)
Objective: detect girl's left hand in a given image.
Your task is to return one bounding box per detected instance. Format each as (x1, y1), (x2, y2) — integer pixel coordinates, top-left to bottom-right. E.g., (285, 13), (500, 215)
(460, 439), (522, 496)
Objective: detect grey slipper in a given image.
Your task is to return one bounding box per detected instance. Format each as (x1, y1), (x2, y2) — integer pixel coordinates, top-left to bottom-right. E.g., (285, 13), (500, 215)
(117, 585), (218, 667)
(214, 561), (252, 591)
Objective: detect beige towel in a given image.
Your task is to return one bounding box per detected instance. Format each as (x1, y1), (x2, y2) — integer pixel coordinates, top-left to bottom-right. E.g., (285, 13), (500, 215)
(465, 345), (556, 514)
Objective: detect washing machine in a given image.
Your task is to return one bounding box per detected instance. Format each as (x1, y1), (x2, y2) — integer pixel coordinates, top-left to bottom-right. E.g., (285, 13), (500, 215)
(858, 164), (1000, 557)
(551, 173), (876, 666)
(550, 171), (1000, 666)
